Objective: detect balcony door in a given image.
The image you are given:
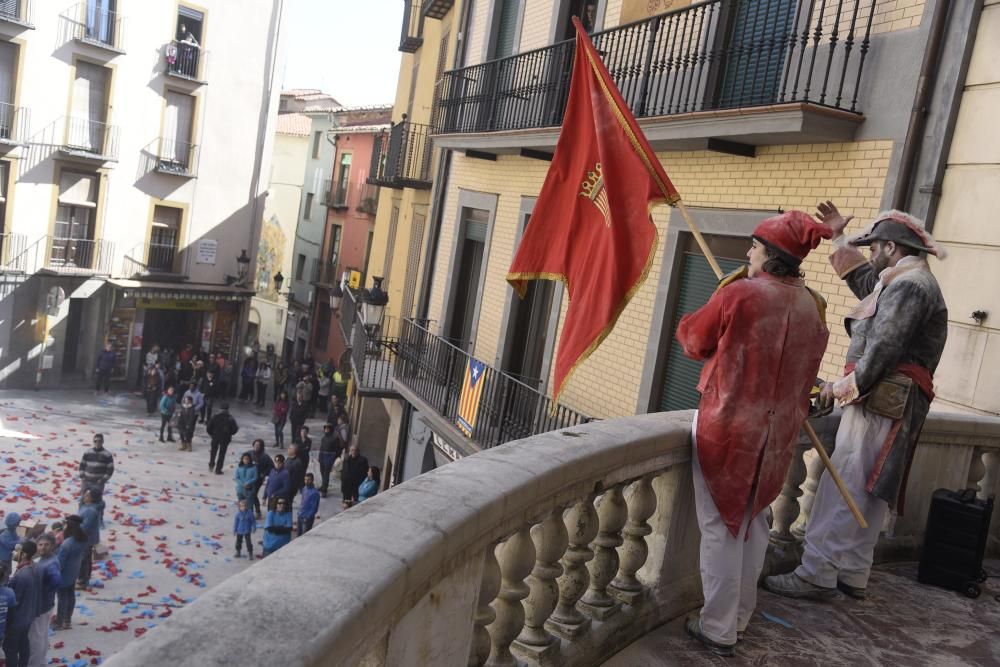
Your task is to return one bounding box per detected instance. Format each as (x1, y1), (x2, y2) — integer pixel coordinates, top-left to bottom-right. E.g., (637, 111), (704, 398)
(446, 207), (489, 349)
(51, 172), (97, 268)
(718, 0), (798, 108)
(163, 91), (195, 168)
(70, 61), (109, 152)
(0, 42), (15, 140)
(149, 205), (181, 272)
(85, 0), (116, 45)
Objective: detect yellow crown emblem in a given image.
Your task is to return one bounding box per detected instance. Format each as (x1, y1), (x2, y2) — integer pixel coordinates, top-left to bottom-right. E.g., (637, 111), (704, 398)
(579, 162), (611, 227)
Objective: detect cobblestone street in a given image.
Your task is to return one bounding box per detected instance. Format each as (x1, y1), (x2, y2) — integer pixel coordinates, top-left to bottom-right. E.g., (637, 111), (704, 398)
(0, 388), (342, 666)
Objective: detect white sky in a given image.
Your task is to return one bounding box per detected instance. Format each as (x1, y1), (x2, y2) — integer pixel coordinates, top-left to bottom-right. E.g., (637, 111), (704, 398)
(281, 0), (404, 107)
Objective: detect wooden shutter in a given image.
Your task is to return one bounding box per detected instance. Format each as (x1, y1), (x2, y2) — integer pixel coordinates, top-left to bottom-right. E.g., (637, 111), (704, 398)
(658, 252), (744, 412)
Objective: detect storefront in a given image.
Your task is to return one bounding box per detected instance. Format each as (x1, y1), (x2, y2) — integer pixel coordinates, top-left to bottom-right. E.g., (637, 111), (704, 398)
(106, 279), (254, 384)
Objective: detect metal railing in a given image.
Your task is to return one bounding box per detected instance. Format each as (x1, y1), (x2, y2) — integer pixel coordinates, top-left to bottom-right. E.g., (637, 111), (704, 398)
(339, 285), (358, 344)
(322, 179), (333, 205)
(435, 0), (877, 135)
(155, 138), (198, 176)
(367, 117), (433, 189)
(399, 0), (423, 53)
(0, 103), (28, 144)
(63, 2), (124, 51)
(165, 39), (205, 81)
(394, 318), (590, 449)
(0, 0), (32, 26)
(357, 183), (379, 216)
(62, 116), (119, 159)
(121, 241), (182, 276)
(8, 235), (114, 275)
(313, 260), (339, 286)
(350, 314), (397, 393)
(331, 180), (349, 207)
(0, 232), (26, 272)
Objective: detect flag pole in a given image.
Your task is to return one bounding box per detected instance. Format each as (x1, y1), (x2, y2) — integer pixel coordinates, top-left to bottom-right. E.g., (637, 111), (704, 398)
(673, 197), (868, 529)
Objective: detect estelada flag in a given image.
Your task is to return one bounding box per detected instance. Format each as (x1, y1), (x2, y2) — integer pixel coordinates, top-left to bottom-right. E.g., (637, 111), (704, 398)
(506, 17), (680, 403)
(457, 357), (487, 437)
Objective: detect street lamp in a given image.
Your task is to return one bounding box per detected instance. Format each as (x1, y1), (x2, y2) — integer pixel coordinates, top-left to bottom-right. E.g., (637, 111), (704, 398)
(361, 276), (388, 327)
(329, 279), (343, 310)
(236, 249), (250, 284)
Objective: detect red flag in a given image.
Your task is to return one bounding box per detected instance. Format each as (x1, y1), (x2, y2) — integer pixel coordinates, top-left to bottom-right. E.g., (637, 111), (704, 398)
(507, 18), (680, 403)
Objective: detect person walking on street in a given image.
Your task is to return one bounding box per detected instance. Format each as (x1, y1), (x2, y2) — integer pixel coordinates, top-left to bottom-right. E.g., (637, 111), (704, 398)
(239, 358), (257, 403)
(206, 403), (239, 475)
(272, 390), (289, 449)
(317, 423), (342, 498)
(298, 426), (312, 471)
(289, 393), (308, 446)
(94, 343), (116, 395)
(297, 473), (320, 536)
(53, 518), (86, 630)
(255, 363), (271, 408)
(249, 439), (273, 520)
(765, 204), (949, 602)
(79, 434), (114, 523)
(27, 533), (60, 667)
(158, 387), (177, 442)
(202, 370), (220, 423)
(177, 395), (198, 452)
(341, 444), (369, 509)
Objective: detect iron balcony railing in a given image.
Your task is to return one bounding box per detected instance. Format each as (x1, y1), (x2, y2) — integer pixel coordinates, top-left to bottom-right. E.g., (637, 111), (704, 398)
(0, 0), (32, 26)
(435, 0), (877, 135)
(350, 314), (398, 393)
(0, 103), (29, 144)
(367, 117), (433, 190)
(338, 285), (358, 345)
(165, 39), (205, 81)
(399, 0), (423, 53)
(122, 241), (183, 276)
(331, 181), (349, 208)
(394, 318), (590, 450)
(0, 232), (27, 272)
(155, 138), (198, 176)
(63, 2), (125, 52)
(8, 235), (114, 275)
(357, 183), (379, 216)
(322, 179), (333, 205)
(62, 116), (119, 160)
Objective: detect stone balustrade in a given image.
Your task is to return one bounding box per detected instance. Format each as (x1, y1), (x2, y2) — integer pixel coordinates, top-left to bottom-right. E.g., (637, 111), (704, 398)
(107, 410), (1000, 667)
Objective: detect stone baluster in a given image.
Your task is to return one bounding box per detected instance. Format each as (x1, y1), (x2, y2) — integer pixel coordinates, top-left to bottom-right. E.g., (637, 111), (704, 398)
(547, 494), (598, 639)
(485, 527), (535, 667)
(469, 546), (502, 667)
(967, 446), (987, 495)
(971, 446), (1000, 500)
(610, 475), (656, 604)
(579, 484), (627, 620)
(514, 509), (568, 660)
(792, 448), (825, 540)
(771, 441), (810, 544)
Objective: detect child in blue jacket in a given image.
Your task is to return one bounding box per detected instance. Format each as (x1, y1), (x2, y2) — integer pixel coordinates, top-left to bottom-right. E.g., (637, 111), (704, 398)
(234, 453), (257, 502)
(233, 500), (256, 559)
(262, 499), (292, 556)
(297, 473), (320, 537)
(0, 512), (21, 582)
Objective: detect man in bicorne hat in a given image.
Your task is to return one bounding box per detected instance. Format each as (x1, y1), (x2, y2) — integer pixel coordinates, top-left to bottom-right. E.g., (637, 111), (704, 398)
(676, 211), (832, 656)
(766, 203), (948, 601)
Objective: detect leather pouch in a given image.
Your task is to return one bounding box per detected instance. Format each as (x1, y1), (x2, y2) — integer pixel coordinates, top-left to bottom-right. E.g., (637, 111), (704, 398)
(866, 373), (912, 420)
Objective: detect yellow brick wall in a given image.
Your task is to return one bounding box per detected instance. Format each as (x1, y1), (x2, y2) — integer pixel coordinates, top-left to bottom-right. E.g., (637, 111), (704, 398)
(815, 0), (926, 36)
(603, 0), (623, 29)
(430, 140), (893, 419)
(519, 0), (554, 51)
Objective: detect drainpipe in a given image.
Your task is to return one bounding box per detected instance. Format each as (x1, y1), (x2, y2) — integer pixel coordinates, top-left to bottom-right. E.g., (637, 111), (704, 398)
(891, 0), (952, 212)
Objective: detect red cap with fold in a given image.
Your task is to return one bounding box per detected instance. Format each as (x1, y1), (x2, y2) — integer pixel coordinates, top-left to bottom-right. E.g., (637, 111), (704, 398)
(752, 210), (833, 261)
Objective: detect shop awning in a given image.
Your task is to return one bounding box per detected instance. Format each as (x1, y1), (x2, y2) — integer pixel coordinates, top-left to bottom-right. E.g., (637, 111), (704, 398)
(108, 279), (256, 301)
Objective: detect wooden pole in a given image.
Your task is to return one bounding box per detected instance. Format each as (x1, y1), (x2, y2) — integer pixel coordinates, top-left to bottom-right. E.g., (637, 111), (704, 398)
(675, 197), (868, 529)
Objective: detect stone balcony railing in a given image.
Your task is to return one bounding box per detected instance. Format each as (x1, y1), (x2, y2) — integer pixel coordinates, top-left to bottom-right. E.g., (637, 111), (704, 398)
(106, 410), (1000, 667)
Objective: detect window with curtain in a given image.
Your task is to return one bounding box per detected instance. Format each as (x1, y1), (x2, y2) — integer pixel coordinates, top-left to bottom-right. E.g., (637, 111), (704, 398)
(163, 90), (195, 166)
(335, 153), (351, 204)
(149, 205), (182, 271)
(70, 62), (109, 151)
(52, 171), (98, 267)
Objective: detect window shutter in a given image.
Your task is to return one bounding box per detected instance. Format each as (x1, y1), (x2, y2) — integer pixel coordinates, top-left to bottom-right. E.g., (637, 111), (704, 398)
(719, 0), (797, 107)
(494, 0), (520, 59)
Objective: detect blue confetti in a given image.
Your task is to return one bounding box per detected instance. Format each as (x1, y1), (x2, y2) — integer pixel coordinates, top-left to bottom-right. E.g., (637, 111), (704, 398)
(761, 611), (794, 629)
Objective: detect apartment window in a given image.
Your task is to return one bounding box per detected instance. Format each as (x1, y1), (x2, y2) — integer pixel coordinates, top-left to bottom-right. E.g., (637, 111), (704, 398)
(312, 131), (322, 159)
(328, 224), (342, 269)
(447, 206), (490, 346)
(304, 192), (314, 220)
(149, 205), (182, 272)
(335, 153), (351, 205)
(84, 0), (118, 46)
(382, 205), (400, 283)
(162, 90), (195, 169)
(173, 6), (205, 78)
(52, 171), (98, 268)
(0, 161), (8, 234)
(295, 253), (306, 281)
(0, 42), (17, 141)
(489, 0), (522, 59)
(314, 302), (330, 350)
(69, 61), (110, 153)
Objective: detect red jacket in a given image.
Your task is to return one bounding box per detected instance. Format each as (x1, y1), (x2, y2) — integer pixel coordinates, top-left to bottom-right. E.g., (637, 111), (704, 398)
(676, 273), (829, 536)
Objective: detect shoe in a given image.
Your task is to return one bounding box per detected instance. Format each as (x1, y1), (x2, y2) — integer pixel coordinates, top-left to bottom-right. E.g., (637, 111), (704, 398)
(247, 552), (254, 560)
(235, 551), (241, 558)
(208, 463), (215, 471)
(159, 437), (165, 442)
(837, 580), (867, 600)
(215, 469), (223, 475)
(167, 437), (175, 442)
(685, 614), (735, 657)
(254, 511), (262, 520)
(321, 491), (328, 498)
(763, 573), (837, 600)
(75, 582), (87, 590)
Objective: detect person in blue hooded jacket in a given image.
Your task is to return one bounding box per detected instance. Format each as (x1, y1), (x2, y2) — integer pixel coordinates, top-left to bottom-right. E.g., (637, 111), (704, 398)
(357, 466), (380, 503)
(234, 453), (257, 502)
(232, 499), (256, 560)
(263, 455), (291, 512)
(0, 512), (21, 582)
(262, 498), (292, 556)
(0, 572), (15, 648)
(77, 491), (101, 589)
(55, 517), (87, 630)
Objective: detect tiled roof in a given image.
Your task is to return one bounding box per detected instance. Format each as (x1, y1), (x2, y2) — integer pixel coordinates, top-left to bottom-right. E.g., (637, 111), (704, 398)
(275, 113), (312, 137)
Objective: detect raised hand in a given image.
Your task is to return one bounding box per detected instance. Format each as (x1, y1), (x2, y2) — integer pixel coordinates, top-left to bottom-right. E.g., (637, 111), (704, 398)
(815, 200), (854, 238)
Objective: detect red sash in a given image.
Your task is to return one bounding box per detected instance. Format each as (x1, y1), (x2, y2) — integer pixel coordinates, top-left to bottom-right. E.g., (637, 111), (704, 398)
(844, 362), (934, 402)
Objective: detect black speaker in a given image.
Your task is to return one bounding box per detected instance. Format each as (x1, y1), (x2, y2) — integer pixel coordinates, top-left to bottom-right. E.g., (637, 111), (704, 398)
(917, 488), (993, 598)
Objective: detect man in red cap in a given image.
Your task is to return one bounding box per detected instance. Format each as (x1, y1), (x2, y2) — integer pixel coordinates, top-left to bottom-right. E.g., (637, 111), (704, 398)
(766, 203), (948, 601)
(676, 210), (832, 656)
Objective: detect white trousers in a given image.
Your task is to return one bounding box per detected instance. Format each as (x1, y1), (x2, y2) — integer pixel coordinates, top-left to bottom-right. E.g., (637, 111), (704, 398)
(796, 404), (891, 589)
(691, 413), (770, 645)
(27, 610), (50, 667)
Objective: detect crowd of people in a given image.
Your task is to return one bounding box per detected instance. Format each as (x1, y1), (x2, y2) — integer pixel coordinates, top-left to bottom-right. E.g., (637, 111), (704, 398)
(0, 348), (379, 666)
